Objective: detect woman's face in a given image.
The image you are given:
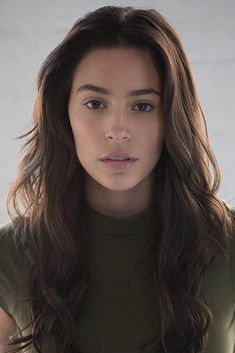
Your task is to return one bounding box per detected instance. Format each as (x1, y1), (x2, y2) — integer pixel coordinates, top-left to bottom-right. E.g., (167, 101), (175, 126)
(68, 46), (164, 194)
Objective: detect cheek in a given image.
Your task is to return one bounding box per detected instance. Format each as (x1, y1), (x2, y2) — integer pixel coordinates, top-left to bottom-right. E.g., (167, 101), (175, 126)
(71, 122), (97, 157)
(142, 123), (164, 148)
(70, 114), (86, 140)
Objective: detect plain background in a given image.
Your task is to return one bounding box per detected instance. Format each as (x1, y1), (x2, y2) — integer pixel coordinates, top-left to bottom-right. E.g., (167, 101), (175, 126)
(0, 0), (234, 224)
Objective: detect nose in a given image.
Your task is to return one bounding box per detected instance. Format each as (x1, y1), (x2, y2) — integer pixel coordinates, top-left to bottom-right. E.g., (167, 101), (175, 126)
(105, 129), (130, 142)
(105, 112), (130, 142)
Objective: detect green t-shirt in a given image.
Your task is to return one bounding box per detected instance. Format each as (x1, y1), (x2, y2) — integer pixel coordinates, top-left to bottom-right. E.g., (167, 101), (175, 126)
(0, 204), (235, 353)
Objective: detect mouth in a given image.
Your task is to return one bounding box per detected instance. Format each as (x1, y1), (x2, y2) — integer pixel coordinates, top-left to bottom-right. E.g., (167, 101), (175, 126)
(101, 159), (137, 170)
(100, 151), (137, 161)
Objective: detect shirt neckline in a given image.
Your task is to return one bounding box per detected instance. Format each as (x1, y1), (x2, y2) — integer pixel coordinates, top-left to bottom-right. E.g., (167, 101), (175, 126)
(85, 203), (155, 236)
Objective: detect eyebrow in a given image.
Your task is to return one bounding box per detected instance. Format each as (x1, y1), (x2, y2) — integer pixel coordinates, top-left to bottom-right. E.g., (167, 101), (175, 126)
(76, 84), (161, 97)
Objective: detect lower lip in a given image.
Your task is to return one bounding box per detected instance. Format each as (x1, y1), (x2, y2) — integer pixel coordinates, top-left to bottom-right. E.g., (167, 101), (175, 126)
(101, 159), (137, 169)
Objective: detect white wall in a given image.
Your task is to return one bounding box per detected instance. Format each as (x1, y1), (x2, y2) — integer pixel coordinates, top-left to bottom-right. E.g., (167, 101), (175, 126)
(0, 0), (235, 223)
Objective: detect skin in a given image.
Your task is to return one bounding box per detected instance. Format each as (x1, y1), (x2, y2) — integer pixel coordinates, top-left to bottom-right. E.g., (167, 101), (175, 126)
(68, 47), (164, 219)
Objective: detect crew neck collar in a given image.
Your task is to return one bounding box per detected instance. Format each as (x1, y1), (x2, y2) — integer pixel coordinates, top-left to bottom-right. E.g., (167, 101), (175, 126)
(85, 203), (155, 235)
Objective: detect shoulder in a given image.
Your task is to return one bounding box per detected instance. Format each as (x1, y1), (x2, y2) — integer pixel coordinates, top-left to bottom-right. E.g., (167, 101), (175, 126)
(224, 204), (235, 302)
(0, 221), (14, 236)
(226, 204), (235, 255)
(225, 202), (235, 220)
(0, 222), (17, 255)
(222, 203), (235, 261)
(0, 221), (30, 275)
(0, 222), (20, 274)
(0, 222), (32, 319)
(0, 220), (29, 252)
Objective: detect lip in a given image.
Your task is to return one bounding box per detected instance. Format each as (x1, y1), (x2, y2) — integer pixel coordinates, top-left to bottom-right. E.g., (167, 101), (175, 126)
(101, 159), (137, 169)
(100, 151), (137, 161)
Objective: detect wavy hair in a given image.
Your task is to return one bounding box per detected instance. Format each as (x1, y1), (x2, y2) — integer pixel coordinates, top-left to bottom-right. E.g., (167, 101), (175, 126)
(4, 5), (235, 353)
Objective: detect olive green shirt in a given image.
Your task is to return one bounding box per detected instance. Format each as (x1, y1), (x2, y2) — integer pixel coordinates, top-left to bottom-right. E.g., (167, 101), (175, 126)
(0, 205), (235, 353)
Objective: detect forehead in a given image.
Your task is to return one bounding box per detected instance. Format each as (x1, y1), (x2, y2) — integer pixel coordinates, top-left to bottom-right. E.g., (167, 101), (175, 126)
(72, 47), (162, 90)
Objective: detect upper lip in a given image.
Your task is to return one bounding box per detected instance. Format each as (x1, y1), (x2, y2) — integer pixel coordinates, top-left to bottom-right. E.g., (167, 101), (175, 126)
(100, 152), (138, 161)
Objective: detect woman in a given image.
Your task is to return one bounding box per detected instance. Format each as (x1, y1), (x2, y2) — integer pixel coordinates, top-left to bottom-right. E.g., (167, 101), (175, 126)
(0, 5), (234, 353)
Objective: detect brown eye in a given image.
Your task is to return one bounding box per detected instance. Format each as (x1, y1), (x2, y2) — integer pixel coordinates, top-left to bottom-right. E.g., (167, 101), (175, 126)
(84, 99), (106, 110)
(134, 102), (154, 113)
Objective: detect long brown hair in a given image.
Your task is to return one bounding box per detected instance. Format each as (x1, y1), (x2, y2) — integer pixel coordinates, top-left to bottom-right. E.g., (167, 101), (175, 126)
(4, 5), (234, 353)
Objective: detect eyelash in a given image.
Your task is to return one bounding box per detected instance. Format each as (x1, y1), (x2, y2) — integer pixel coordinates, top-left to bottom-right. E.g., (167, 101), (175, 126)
(83, 99), (155, 113)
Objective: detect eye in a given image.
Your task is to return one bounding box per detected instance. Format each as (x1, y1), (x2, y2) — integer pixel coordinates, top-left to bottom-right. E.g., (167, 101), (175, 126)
(83, 99), (106, 110)
(83, 99), (155, 113)
(133, 102), (154, 113)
